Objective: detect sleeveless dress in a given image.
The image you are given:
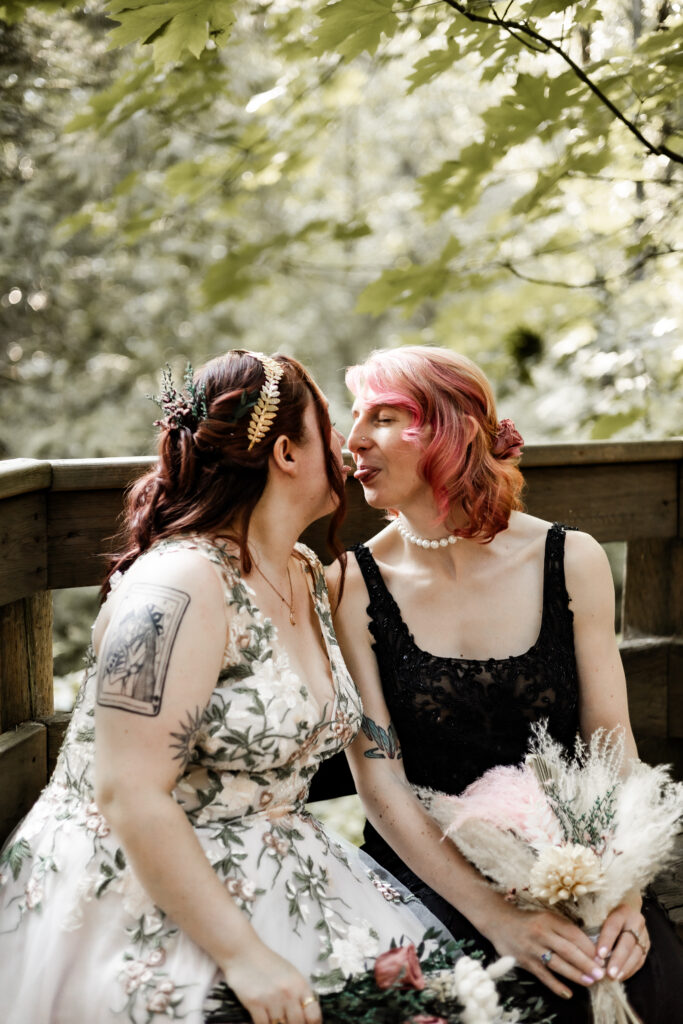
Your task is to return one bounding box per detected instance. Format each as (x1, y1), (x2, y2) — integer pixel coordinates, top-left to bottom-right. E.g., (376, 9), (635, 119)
(0, 536), (449, 1024)
(352, 523), (683, 1024)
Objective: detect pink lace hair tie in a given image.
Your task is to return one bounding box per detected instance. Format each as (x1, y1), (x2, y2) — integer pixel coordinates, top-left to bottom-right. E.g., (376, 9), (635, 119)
(493, 418), (524, 460)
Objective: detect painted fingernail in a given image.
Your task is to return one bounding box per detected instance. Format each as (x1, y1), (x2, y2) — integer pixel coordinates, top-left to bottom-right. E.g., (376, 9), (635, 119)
(560, 990), (572, 999)
(594, 954), (605, 965)
(609, 965), (619, 978)
(581, 974), (595, 985)
(592, 967), (605, 980)
(618, 971), (625, 981)
(599, 946), (609, 958)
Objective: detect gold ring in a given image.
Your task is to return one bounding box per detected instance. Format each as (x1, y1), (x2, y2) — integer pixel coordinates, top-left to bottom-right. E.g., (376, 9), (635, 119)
(301, 995), (318, 1008)
(623, 927), (647, 955)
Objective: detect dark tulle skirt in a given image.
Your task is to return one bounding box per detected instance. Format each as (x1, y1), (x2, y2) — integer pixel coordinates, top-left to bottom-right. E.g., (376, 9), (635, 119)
(363, 829), (683, 1024)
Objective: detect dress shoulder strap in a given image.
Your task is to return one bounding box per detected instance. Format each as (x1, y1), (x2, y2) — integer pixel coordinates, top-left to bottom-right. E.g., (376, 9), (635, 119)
(541, 523), (576, 636)
(351, 543), (400, 625)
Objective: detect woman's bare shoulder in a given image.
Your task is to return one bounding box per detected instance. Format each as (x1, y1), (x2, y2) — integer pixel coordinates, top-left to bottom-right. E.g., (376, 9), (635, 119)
(94, 545), (227, 647)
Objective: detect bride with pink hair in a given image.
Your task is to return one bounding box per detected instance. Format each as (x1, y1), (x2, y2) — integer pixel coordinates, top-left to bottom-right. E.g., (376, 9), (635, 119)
(328, 345), (682, 1024)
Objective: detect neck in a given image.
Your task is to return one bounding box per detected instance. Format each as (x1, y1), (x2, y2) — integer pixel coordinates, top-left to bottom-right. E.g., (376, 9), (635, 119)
(396, 498), (467, 540)
(246, 492), (304, 574)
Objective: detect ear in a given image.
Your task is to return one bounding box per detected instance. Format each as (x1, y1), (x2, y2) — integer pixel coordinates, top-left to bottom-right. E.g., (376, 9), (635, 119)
(270, 434), (298, 476)
(462, 414), (479, 446)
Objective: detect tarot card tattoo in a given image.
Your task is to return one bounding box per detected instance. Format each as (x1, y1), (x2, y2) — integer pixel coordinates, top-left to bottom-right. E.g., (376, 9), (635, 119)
(97, 583), (190, 716)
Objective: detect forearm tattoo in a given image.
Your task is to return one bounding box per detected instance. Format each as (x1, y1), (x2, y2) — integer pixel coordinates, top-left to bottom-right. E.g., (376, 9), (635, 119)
(97, 583), (190, 716)
(360, 715), (403, 760)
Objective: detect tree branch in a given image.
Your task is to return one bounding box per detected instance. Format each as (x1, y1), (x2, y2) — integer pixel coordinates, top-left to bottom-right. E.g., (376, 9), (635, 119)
(440, 0), (683, 164)
(498, 245), (680, 288)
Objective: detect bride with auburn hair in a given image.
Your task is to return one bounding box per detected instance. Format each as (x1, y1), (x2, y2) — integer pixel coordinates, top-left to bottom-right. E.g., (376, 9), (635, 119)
(0, 350), (460, 1024)
(328, 345), (683, 1024)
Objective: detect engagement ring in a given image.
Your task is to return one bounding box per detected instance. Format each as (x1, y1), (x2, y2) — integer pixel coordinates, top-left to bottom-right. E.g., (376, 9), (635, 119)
(540, 950), (553, 965)
(624, 927), (647, 954)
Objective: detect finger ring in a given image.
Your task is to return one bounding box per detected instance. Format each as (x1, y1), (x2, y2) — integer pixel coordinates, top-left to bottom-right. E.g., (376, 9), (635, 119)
(540, 950), (553, 965)
(301, 995), (318, 1008)
(623, 927), (647, 955)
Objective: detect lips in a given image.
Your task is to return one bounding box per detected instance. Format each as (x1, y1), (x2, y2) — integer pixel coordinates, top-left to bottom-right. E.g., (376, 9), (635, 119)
(354, 466), (380, 485)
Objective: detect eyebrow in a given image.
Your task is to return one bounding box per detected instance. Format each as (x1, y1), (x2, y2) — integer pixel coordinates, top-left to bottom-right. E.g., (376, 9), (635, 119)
(351, 401), (392, 418)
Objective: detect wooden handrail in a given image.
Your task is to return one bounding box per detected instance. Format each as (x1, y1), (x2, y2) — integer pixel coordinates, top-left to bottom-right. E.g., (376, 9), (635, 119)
(0, 443), (681, 837)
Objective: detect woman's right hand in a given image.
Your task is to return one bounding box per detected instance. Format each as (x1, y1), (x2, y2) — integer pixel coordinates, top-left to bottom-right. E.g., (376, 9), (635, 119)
(489, 903), (605, 1000)
(221, 940), (322, 1024)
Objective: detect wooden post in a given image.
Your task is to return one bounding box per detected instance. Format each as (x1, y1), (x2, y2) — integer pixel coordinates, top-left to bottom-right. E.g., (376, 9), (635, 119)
(622, 520), (683, 771)
(0, 592), (54, 732)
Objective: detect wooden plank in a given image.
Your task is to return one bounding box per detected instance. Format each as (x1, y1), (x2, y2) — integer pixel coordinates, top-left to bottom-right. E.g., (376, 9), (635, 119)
(47, 489), (127, 590)
(0, 491), (47, 606)
(620, 638), (669, 738)
(0, 459), (51, 500)
(669, 640), (683, 739)
(521, 439), (683, 467)
(523, 462), (678, 541)
(50, 456), (156, 491)
(40, 711), (71, 778)
(26, 591), (53, 720)
(0, 593), (54, 732)
(0, 722), (46, 846)
(623, 540), (678, 638)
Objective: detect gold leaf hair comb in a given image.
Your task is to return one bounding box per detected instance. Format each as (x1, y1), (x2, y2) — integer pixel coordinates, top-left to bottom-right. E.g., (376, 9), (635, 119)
(247, 354), (284, 451)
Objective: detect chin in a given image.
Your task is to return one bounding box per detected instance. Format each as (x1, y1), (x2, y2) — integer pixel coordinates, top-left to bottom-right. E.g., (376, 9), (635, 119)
(359, 485), (390, 510)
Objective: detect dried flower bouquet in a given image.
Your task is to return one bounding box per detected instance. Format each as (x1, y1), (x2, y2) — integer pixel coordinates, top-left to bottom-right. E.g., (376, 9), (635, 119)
(418, 724), (683, 1024)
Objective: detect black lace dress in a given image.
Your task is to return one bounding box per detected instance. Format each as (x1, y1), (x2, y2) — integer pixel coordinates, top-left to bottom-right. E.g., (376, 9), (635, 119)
(353, 524), (682, 1024)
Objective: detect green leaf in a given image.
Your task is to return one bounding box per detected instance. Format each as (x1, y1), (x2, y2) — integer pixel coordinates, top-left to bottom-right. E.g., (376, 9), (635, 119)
(407, 35), (461, 93)
(105, 0), (236, 68)
(313, 0), (399, 60)
(590, 409), (643, 439)
(0, 838), (31, 881)
(356, 237), (460, 316)
(332, 220), (371, 240)
(524, 0), (578, 18)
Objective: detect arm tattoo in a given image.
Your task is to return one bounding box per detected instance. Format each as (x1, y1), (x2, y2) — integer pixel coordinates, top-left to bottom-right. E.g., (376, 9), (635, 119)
(169, 706), (204, 773)
(97, 583), (190, 716)
(360, 715), (403, 760)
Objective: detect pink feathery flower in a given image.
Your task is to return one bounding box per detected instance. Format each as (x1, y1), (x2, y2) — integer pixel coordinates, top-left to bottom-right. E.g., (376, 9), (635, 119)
(443, 765), (563, 846)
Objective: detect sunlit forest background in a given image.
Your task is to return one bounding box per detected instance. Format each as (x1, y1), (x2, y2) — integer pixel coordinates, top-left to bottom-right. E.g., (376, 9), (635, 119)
(1, 1), (681, 819)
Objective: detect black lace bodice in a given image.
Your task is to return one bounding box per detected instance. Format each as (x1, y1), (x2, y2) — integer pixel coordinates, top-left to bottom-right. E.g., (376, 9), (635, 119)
(353, 523), (580, 797)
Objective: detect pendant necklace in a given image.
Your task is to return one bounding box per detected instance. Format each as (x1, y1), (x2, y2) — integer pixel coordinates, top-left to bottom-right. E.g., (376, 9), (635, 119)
(252, 558), (296, 625)
(396, 516), (459, 550)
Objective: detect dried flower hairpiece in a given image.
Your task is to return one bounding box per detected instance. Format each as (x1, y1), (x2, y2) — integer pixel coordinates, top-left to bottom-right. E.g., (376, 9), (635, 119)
(492, 418), (524, 460)
(246, 354), (284, 451)
(149, 363), (208, 431)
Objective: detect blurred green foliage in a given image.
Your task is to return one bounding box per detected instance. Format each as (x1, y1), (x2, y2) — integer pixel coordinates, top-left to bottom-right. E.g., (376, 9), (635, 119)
(0, 1), (679, 676)
(1, 0), (681, 460)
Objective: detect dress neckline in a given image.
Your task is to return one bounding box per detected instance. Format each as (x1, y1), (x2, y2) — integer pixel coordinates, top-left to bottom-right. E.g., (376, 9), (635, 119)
(213, 537), (342, 718)
(355, 524), (564, 668)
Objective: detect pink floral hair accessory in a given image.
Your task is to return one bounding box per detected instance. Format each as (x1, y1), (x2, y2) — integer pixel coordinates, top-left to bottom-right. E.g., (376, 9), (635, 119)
(493, 418), (524, 460)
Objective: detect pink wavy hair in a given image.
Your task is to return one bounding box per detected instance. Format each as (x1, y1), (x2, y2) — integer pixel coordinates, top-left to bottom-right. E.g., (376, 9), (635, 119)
(345, 346), (524, 542)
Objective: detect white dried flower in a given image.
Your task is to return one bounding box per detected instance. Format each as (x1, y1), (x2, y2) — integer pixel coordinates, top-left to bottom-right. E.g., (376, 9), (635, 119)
(529, 843), (604, 904)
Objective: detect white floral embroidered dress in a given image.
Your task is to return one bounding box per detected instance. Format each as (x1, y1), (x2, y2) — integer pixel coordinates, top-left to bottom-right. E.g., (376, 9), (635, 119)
(0, 537), (442, 1024)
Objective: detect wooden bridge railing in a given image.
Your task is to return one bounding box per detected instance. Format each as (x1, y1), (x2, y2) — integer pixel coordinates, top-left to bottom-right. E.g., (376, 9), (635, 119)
(1, 440), (682, 847)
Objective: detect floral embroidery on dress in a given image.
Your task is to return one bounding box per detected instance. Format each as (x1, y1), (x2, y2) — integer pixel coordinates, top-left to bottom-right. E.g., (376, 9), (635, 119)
(0, 536), (446, 1023)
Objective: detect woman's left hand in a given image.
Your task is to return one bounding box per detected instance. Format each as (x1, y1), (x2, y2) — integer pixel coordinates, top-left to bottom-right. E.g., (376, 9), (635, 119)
(595, 902), (650, 982)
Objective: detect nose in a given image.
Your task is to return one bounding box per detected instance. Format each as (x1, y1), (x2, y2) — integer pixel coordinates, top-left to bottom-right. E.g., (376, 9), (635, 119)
(347, 419), (367, 454)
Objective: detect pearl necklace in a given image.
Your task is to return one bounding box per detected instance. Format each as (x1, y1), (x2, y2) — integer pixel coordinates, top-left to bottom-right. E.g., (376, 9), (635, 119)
(396, 518), (459, 550)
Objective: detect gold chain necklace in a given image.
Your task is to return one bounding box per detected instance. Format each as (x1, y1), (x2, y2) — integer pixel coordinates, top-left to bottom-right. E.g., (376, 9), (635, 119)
(252, 558), (296, 626)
